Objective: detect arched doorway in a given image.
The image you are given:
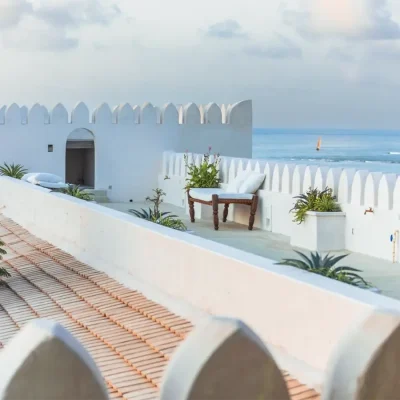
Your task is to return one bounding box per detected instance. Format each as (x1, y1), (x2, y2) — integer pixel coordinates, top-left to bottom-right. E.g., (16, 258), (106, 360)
(65, 128), (95, 188)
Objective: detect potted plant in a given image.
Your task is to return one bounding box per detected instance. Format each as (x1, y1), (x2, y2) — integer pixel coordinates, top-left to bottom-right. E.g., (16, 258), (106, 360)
(183, 147), (222, 219)
(290, 187), (346, 252)
(129, 188), (187, 231)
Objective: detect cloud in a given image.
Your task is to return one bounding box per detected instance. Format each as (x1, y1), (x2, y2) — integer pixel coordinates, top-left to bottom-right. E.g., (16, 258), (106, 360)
(0, 0), (33, 29)
(2, 24), (79, 51)
(205, 19), (248, 39)
(327, 47), (356, 63)
(34, 0), (121, 29)
(283, 0), (400, 41)
(243, 34), (302, 59)
(0, 0), (121, 51)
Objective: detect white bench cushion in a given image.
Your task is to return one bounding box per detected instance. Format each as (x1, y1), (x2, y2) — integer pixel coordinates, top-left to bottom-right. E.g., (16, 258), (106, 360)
(36, 181), (69, 189)
(24, 172), (64, 185)
(189, 188), (253, 202)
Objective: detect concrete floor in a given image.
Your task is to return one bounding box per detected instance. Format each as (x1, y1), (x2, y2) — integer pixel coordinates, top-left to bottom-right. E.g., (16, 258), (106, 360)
(103, 201), (400, 301)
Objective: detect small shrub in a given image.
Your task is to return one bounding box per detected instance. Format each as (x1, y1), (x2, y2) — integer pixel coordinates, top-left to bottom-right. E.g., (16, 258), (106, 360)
(0, 163), (28, 180)
(184, 147), (221, 191)
(290, 187), (341, 224)
(129, 188), (187, 232)
(276, 251), (370, 288)
(0, 238), (10, 284)
(61, 185), (93, 201)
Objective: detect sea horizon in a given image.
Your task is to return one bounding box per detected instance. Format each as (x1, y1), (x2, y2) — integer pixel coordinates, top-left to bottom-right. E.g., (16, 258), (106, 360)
(253, 128), (400, 175)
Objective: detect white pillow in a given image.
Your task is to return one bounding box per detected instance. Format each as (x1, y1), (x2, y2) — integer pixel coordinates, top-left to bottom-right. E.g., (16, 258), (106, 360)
(28, 173), (63, 184)
(226, 170), (252, 193)
(238, 173), (266, 194)
(21, 173), (37, 182)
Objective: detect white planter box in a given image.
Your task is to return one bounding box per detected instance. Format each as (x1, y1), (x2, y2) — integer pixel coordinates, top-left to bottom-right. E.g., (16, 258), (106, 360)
(290, 211), (346, 252)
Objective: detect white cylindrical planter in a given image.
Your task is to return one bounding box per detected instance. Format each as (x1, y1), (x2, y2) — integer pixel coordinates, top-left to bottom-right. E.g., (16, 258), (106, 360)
(290, 211), (346, 252)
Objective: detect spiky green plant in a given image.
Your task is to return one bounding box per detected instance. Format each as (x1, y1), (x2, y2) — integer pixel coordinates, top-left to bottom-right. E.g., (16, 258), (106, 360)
(129, 188), (187, 232)
(276, 251), (370, 288)
(0, 163), (28, 179)
(0, 238), (10, 284)
(184, 147), (221, 191)
(61, 185), (93, 201)
(290, 187), (341, 224)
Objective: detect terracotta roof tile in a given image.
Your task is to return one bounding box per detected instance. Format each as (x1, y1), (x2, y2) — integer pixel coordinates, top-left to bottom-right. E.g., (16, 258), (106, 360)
(0, 215), (320, 400)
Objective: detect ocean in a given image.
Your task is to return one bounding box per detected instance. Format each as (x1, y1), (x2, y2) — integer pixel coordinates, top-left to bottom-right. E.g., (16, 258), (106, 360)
(253, 128), (400, 175)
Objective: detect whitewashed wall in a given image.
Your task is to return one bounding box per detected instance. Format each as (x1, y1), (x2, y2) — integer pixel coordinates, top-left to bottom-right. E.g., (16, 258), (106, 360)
(0, 100), (252, 202)
(2, 176), (400, 391)
(159, 152), (400, 262)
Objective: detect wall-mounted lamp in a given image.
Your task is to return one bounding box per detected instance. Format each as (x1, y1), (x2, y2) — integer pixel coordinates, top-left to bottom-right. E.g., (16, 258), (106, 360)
(364, 207), (374, 215)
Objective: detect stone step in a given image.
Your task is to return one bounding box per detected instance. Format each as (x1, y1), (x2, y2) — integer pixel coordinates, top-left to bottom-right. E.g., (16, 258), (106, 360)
(83, 189), (109, 203)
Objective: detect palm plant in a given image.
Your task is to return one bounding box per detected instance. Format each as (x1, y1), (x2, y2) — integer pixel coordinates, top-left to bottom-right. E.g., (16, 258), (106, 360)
(129, 188), (187, 232)
(276, 251), (370, 288)
(0, 238), (10, 283)
(290, 187), (341, 224)
(0, 163), (28, 179)
(61, 185), (93, 201)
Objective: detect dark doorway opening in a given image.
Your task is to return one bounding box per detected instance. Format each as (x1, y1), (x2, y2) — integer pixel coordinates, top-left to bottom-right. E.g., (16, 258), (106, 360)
(65, 129), (95, 188)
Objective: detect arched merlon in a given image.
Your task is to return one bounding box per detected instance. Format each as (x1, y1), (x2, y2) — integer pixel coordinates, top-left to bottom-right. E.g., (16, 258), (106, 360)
(183, 103), (201, 124)
(326, 168), (343, 197)
(93, 103), (112, 124)
(204, 103), (222, 124)
(51, 103), (69, 124)
(281, 164), (296, 194)
(29, 104), (46, 124)
(262, 163), (275, 191)
(161, 103), (179, 125)
(378, 174), (397, 210)
(292, 165), (306, 195)
(71, 102), (89, 124)
(272, 164), (285, 193)
(364, 172), (383, 208)
(6, 104), (21, 124)
(350, 170), (369, 206)
(338, 169), (356, 204)
(227, 100), (252, 126)
(392, 176), (400, 212)
(141, 102), (157, 124)
(314, 167), (330, 191)
(303, 166), (318, 192)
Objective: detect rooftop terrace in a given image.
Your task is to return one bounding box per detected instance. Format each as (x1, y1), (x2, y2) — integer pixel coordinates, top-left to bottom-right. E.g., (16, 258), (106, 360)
(0, 214), (319, 400)
(105, 201), (400, 301)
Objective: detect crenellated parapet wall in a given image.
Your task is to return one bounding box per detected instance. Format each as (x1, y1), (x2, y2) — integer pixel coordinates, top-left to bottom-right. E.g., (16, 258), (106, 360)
(160, 151), (400, 262)
(0, 100), (252, 202)
(0, 100), (252, 125)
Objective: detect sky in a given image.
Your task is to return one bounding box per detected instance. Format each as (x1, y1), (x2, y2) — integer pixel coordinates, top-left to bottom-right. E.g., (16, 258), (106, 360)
(1, 0), (400, 129)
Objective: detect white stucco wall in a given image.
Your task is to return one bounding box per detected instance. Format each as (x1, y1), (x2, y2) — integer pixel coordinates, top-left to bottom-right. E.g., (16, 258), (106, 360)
(0, 100), (252, 202)
(1, 176), (400, 391)
(160, 152), (400, 262)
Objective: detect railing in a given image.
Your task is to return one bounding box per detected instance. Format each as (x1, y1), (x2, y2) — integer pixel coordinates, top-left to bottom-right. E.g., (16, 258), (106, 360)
(160, 151), (400, 261)
(2, 310), (398, 400)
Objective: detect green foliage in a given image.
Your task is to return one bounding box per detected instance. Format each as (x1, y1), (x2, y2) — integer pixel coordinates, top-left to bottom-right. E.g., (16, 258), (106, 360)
(61, 185), (93, 201)
(0, 238), (10, 283)
(0, 163), (28, 180)
(276, 251), (370, 288)
(184, 147), (221, 191)
(129, 188), (187, 232)
(290, 187), (341, 224)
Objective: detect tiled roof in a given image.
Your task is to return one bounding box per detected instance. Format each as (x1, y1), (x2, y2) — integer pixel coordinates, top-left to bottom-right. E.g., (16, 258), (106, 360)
(0, 215), (320, 400)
